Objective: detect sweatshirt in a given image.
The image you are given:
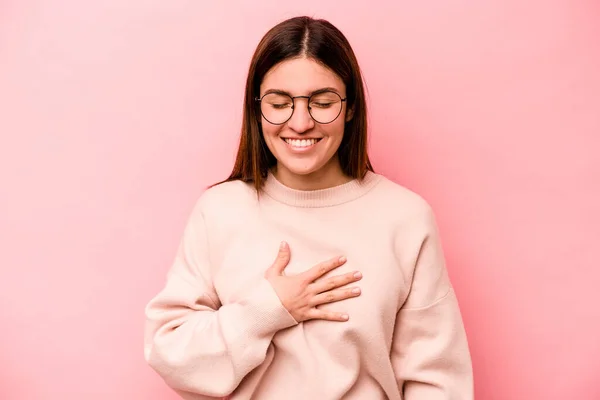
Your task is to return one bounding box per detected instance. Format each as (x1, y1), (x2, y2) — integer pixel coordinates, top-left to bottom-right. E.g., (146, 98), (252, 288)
(143, 170), (474, 400)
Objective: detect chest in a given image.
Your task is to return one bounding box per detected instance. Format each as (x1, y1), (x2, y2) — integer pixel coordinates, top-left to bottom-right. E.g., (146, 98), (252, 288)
(211, 209), (412, 319)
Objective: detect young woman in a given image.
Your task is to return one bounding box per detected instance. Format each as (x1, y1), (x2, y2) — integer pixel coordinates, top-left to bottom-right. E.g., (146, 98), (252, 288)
(144, 16), (473, 400)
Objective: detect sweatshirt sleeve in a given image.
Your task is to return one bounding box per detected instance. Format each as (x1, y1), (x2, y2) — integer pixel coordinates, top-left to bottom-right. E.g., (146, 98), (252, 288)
(391, 206), (474, 400)
(143, 200), (298, 398)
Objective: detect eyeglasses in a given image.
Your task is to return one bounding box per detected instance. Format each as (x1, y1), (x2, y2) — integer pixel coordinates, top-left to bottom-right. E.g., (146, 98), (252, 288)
(255, 90), (347, 125)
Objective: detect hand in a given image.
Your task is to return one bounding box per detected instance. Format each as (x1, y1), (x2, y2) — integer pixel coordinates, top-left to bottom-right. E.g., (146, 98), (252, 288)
(265, 241), (362, 322)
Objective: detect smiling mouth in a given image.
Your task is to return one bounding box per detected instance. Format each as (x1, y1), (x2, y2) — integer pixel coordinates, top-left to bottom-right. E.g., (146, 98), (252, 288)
(282, 138), (322, 148)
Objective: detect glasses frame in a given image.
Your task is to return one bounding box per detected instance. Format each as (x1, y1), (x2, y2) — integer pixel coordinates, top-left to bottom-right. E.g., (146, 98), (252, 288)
(255, 90), (348, 125)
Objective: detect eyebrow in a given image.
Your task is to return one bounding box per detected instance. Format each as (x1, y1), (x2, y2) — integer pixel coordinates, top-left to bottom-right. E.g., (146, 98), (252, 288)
(262, 87), (343, 97)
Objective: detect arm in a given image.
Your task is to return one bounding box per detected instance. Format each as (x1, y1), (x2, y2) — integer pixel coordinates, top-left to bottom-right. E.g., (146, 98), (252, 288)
(391, 206), (473, 399)
(143, 201), (298, 399)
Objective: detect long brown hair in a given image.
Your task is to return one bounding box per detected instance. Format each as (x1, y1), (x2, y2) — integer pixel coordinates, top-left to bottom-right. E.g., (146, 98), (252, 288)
(215, 16), (373, 192)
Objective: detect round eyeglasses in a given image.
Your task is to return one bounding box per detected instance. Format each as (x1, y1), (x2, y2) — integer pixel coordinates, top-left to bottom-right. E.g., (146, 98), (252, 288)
(255, 90), (347, 125)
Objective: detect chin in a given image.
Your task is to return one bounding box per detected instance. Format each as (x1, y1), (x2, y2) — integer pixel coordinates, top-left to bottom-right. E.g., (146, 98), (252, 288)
(274, 156), (326, 174)
(280, 163), (322, 176)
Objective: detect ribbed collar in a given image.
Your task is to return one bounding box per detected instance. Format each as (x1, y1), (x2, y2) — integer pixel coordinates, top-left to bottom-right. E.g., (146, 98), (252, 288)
(262, 171), (382, 208)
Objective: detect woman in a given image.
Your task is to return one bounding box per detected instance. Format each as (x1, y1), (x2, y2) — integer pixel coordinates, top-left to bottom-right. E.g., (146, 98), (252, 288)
(144, 16), (473, 400)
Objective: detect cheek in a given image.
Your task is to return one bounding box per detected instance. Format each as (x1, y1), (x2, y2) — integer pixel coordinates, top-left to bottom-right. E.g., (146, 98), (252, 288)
(261, 124), (283, 153)
(262, 118), (284, 137)
(261, 122), (278, 139)
(324, 121), (346, 142)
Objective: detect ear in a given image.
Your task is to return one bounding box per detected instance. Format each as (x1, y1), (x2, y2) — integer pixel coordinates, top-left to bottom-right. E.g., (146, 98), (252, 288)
(345, 106), (354, 122)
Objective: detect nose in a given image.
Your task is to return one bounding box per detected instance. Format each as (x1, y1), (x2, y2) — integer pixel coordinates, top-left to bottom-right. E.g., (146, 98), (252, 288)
(287, 98), (315, 133)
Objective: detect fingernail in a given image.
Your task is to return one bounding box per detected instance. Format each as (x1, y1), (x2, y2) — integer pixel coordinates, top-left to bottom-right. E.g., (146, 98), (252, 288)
(352, 287), (361, 294)
(339, 256), (347, 263)
(280, 241), (287, 249)
(354, 272), (362, 278)
(341, 314), (349, 320)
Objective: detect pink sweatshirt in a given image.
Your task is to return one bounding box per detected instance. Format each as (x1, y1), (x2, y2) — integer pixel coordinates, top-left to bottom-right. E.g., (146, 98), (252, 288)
(144, 171), (473, 399)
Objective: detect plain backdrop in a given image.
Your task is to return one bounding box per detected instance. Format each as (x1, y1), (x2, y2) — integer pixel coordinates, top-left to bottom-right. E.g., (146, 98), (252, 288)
(1, 1), (599, 399)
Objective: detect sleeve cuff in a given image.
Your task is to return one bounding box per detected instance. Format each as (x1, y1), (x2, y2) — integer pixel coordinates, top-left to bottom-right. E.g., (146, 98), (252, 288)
(238, 278), (299, 339)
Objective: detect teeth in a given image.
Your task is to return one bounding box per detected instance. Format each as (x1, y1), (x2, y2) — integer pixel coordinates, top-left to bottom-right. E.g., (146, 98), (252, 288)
(284, 138), (319, 147)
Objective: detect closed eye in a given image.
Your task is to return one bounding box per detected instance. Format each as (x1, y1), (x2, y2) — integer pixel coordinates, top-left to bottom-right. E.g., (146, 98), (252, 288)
(270, 103), (292, 109)
(311, 102), (334, 108)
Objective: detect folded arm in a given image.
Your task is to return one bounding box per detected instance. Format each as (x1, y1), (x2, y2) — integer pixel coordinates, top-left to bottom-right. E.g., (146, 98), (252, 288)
(144, 201), (297, 399)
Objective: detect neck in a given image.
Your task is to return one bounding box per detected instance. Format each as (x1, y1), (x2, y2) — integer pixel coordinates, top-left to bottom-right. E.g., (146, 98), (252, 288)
(262, 168), (380, 208)
(272, 158), (352, 191)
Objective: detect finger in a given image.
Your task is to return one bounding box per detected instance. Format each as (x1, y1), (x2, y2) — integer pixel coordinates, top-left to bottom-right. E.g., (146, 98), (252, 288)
(311, 270), (362, 294)
(310, 287), (361, 307)
(265, 241), (291, 277)
(306, 308), (350, 322)
(302, 256), (347, 283)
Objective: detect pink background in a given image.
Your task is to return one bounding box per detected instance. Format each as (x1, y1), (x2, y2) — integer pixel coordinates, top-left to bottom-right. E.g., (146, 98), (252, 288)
(1, 1), (599, 399)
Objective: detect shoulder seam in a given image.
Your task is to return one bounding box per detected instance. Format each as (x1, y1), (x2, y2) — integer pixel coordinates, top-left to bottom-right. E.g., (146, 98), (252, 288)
(400, 286), (454, 312)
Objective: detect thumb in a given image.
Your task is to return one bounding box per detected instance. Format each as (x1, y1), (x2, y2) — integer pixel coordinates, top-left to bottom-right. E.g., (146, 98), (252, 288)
(266, 241), (291, 277)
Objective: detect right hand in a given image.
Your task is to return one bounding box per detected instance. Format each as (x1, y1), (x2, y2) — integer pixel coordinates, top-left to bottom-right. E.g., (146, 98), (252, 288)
(265, 241), (362, 322)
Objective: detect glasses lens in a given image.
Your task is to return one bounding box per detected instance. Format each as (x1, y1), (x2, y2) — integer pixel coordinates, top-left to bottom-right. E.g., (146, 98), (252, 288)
(260, 93), (293, 124)
(309, 91), (343, 124)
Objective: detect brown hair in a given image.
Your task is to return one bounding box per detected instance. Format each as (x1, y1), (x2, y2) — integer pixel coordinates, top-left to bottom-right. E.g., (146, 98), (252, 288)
(215, 16), (373, 192)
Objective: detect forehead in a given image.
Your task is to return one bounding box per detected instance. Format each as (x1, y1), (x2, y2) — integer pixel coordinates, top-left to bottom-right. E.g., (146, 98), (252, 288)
(260, 57), (345, 95)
